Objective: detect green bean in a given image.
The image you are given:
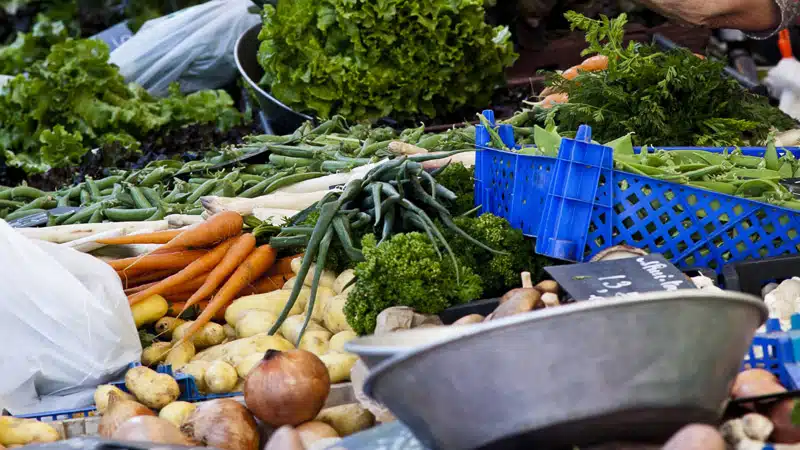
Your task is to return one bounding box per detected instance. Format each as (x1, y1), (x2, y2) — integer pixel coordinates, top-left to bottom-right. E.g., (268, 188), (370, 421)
(140, 167), (168, 187)
(244, 164), (276, 175)
(129, 186), (151, 209)
(17, 196), (56, 212)
(9, 186), (48, 200)
(689, 181), (737, 195)
(147, 207), (166, 221)
(269, 154), (316, 168)
(5, 208), (45, 221)
(239, 174), (265, 183)
(186, 179), (218, 204)
(57, 194), (72, 207)
(730, 168), (781, 179)
(357, 140), (392, 157)
(104, 207), (158, 222)
(0, 199), (24, 209)
(189, 178), (212, 184)
(64, 202), (111, 225)
(54, 210), (76, 225)
(80, 189), (92, 205)
(116, 190), (135, 207)
(89, 209), (103, 223)
(163, 184), (187, 203)
(86, 178), (101, 202)
(184, 207), (204, 215)
(99, 188), (113, 196)
(141, 187), (162, 206)
(239, 171), (289, 198)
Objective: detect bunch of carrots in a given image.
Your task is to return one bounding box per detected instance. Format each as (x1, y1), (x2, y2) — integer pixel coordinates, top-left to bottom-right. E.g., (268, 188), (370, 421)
(100, 211), (297, 346)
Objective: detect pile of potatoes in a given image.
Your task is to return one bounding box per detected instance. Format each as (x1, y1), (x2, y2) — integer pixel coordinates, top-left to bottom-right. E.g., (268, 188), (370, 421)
(137, 259), (360, 395)
(0, 418), (60, 448)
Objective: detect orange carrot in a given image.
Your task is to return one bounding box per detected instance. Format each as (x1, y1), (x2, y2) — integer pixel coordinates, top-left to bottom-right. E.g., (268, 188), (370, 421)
(158, 211), (243, 253)
(97, 230), (182, 245)
(129, 240), (236, 305)
(238, 273), (293, 296)
(561, 65), (580, 80)
(266, 253), (302, 277)
(175, 245), (277, 347)
(180, 234), (257, 315)
(126, 274), (209, 297)
(541, 92), (568, 109)
(110, 249), (209, 272)
(118, 269), (178, 289)
(124, 281), (159, 295)
(579, 55), (609, 71)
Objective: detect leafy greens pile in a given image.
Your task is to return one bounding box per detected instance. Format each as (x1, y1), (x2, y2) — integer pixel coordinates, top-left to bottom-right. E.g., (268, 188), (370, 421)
(257, 0), (517, 121)
(542, 12), (796, 147)
(0, 38), (241, 174)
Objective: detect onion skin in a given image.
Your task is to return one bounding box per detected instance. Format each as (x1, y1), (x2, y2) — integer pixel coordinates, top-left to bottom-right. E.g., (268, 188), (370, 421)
(731, 369), (787, 400)
(264, 426), (304, 450)
(112, 416), (195, 446)
(181, 399), (259, 450)
(99, 392), (156, 438)
(244, 349), (331, 427)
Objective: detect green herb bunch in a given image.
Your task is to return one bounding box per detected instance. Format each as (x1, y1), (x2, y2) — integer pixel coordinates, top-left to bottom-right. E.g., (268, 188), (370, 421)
(0, 38), (241, 174)
(256, 0), (517, 121)
(543, 12), (796, 146)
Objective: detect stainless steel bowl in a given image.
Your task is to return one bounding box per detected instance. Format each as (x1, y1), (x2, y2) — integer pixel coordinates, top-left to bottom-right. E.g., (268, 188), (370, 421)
(346, 325), (477, 369)
(362, 290), (767, 450)
(234, 25), (313, 135)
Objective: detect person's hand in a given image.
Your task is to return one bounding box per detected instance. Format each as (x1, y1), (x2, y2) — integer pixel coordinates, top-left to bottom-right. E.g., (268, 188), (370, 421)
(636, 0), (780, 32)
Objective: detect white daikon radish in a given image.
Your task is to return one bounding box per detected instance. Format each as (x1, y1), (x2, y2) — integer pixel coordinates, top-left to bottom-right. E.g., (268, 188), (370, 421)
(17, 220), (169, 243)
(201, 191), (329, 216)
(62, 228), (124, 253)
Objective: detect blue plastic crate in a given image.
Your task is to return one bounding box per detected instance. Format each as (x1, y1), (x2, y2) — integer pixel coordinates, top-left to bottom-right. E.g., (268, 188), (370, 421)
(474, 112), (800, 272)
(742, 317), (800, 389)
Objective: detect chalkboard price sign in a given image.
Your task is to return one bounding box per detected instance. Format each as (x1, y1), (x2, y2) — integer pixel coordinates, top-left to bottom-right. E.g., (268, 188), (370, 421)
(544, 254), (695, 301)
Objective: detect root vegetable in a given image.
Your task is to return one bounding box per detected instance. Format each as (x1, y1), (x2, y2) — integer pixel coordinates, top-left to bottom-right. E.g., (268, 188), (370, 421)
(183, 234), (257, 312)
(306, 438), (342, 450)
(142, 342), (172, 366)
(225, 290), (309, 326)
(155, 317), (186, 340)
(192, 333), (294, 366)
(113, 416), (194, 445)
(0, 418), (60, 446)
(201, 191), (328, 216)
(298, 330), (332, 356)
(329, 331), (357, 353)
(290, 258), (336, 289)
(452, 314), (484, 325)
(296, 421), (339, 447)
(99, 392), (156, 438)
(333, 270), (355, 295)
(535, 280), (559, 294)
(94, 385), (135, 414)
(235, 353), (264, 378)
(319, 352), (358, 383)
(323, 293), (354, 334)
(663, 424), (725, 450)
(235, 310), (278, 338)
(159, 402), (197, 428)
(165, 341), (196, 370)
(283, 277), (297, 290)
(732, 369), (786, 399)
(223, 324), (237, 339)
(264, 426), (304, 450)
(281, 315), (328, 345)
(131, 294), (169, 328)
(172, 321), (226, 349)
(19, 220), (168, 244)
(177, 361), (211, 393)
(541, 292), (560, 307)
(315, 404), (375, 437)
(181, 399), (259, 450)
(244, 349), (330, 427)
(125, 366), (180, 410)
(206, 361), (238, 393)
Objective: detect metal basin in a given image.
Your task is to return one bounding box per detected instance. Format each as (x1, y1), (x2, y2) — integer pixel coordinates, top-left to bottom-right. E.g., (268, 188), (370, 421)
(346, 325), (477, 369)
(234, 25), (313, 135)
(363, 290), (767, 450)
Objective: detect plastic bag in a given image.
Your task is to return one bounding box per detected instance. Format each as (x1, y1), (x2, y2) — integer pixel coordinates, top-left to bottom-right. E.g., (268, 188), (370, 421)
(109, 0), (261, 96)
(0, 221), (141, 414)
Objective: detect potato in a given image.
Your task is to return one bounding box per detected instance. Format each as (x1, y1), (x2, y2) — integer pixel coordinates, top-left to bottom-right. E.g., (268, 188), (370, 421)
(298, 330), (332, 356)
(225, 290), (309, 326)
(192, 333), (294, 366)
(0, 417), (60, 446)
(264, 426), (304, 450)
(177, 361), (210, 393)
(235, 310), (278, 338)
(130, 294), (169, 328)
(205, 361), (238, 394)
(283, 276), (297, 290)
(159, 402), (196, 427)
(306, 438), (342, 450)
(125, 366), (180, 410)
(452, 314), (484, 325)
(323, 293), (354, 334)
(333, 269), (355, 295)
(223, 324), (237, 339)
(316, 404), (376, 437)
(291, 258), (337, 289)
(165, 341), (196, 370)
(281, 315), (328, 344)
(296, 421), (339, 448)
(302, 286), (336, 321)
(94, 385), (135, 414)
(235, 353), (264, 378)
(329, 331), (357, 353)
(154, 317), (185, 340)
(319, 352), (358, 383)
(142, 342), (172, 367)
(172, 322), (225, 349)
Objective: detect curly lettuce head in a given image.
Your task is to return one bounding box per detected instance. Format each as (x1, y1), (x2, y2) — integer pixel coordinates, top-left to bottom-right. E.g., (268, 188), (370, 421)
(257, 0), (517, 121)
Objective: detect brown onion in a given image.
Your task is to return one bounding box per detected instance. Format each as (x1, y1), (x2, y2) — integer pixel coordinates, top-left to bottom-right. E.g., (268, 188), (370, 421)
(99, 391), (156, 438)
(112, 416), (195, 445)
(264, 426), (304, 450)
(731, 369), (786, 399)
(181, 398), (259, 450)
(244, 349), (330, 427)
(296, 421), (339, 447)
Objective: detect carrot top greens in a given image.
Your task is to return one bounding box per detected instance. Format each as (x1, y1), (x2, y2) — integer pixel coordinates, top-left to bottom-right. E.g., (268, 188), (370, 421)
(542, 12), (797, 147)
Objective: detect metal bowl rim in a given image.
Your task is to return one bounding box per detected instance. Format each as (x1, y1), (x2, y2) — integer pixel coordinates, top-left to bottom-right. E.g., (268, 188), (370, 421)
(234, 24), (314, 121)
(362, 289), (766, 399)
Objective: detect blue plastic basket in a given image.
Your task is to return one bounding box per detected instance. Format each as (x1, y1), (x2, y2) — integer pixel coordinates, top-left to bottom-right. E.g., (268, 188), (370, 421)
(474, 111), (800, 272)
(743, 316), (800, 389)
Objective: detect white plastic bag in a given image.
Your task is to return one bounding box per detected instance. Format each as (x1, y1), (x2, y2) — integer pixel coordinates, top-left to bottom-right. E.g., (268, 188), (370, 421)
(109, 0), (261, 96)
(0, 221), (141, 414)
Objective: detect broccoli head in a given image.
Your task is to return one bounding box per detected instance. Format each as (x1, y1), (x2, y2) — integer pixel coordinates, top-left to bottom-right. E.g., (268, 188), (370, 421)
(344, 232), (482, 335)
(447, 213), (547, 298)
(434, 162), (475, 216)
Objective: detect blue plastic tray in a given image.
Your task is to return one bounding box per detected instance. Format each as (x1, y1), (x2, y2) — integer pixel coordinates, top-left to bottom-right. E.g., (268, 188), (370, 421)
(474, 111), (800, 272)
